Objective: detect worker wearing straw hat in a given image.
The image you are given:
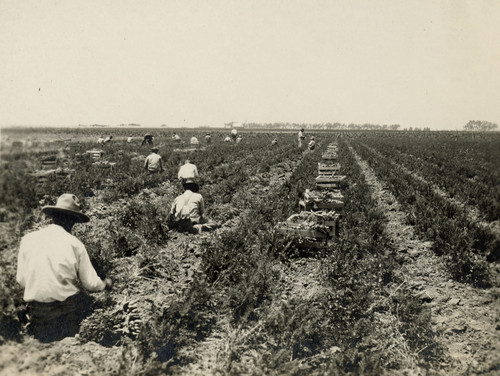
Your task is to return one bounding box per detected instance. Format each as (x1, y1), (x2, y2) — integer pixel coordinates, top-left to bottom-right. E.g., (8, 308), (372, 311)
(16, 194), (112, 342)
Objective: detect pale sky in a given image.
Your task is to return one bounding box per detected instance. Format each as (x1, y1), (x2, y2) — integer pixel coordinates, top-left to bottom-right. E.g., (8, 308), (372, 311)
(1, 0), (499, 130)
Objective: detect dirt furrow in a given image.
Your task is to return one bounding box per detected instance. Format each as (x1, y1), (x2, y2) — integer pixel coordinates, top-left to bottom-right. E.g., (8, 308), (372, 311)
(351, 146), (500, 375)
(361, 143), (497, 234)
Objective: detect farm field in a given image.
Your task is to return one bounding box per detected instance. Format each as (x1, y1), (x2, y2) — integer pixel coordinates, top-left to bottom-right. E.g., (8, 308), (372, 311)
(0, 127), (499, 375)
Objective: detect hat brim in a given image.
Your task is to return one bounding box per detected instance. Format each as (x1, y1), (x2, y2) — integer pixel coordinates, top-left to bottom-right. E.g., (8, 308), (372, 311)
(42, 206), (90, 223)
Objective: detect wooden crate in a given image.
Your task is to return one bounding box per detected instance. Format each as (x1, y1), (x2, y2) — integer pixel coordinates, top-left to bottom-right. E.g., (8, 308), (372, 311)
(318, 163), (341, 174)
(276, 226), (329, 239)
(315, 175), (346, 183)
(313, 200), (344, 211)
(40, 156), (58, 170)
(86, 149), (104, 161)
(322, 153), (338, 161)
(66, 142), (82, 152)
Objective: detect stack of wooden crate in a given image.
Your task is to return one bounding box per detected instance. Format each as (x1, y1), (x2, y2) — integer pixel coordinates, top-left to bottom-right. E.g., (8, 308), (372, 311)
(316, 145), (346, 190)
(276, 143), (346, 250)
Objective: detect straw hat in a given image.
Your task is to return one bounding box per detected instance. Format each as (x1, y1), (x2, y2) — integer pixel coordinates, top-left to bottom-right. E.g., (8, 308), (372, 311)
(42, 194), (90, 223)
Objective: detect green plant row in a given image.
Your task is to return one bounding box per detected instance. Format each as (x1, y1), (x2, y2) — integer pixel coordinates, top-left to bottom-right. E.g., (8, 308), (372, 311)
(358, 133), (500, 221)
(351, 141), (497, 286)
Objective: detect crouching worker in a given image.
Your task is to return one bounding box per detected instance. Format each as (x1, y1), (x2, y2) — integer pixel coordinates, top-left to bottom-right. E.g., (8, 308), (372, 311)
(16, 194), (112, 342)
(168, 182), (217, 234)
(145, 147), (163, 174)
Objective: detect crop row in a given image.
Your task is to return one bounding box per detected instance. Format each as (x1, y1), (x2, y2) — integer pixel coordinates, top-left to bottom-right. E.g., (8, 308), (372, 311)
(354, 133), (500, 222)
(350, 140), (498, 286)
(134, 135), (439, 373)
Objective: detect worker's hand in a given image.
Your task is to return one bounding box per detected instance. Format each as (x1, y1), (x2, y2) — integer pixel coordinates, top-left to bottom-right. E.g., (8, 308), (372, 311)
(104, 278), (113, 291)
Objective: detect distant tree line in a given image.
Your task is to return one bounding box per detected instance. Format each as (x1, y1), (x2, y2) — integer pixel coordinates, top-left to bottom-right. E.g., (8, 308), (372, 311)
(463, 120), (498, 132)
(242, 122), (401, 130)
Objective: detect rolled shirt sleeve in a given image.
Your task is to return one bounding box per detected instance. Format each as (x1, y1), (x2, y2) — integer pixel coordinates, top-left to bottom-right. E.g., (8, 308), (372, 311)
(77, 246), (106, 292)
(16, 238), (27, 288)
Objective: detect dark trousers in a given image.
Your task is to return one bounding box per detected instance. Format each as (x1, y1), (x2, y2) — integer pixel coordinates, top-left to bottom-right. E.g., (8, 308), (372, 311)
(28, 293), (91, 342)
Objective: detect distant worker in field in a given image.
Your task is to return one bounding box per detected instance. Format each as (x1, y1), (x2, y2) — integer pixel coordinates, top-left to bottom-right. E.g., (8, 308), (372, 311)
(308, 136), (316, 151)
(127, 135), (133, 143)
(190, 136), (200, 146)
(298, 128), (305, 148)
(224, 136), (231, 143)
(172, 132), (181, 142)
(231, 128), (238, 141)
(16, 193), (112, 342)
(235, 135), (242, 144)
(178, 159), (199, 184)
(141, 134), (153, 146)
(168, 182), (217, 234)
(97, 136), (105, 145)
(144, 147), (163, 174)
(205, 133), (212, 144)
(103, 135), (113, 145)
(271, 138), (278, 146)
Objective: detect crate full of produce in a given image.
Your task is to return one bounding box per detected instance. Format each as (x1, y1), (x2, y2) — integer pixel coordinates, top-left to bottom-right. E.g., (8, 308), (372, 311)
(300, 189), (344, 211)
(276, 211), (340, 240)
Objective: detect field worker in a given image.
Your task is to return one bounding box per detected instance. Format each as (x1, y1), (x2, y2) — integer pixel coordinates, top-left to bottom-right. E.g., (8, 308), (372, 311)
(97, 136), (105, 145)
(271, 138), (278, 146)
(141, 134), (153, 146)
(298, 128), (305, 148)
(16, 193), (112, 342)
(205, 133), (212, 144)
(127, 135), (133, 143)
(224, 136), (231, 143)
(231, 128), (238, 141)
(168, 182), (217, 234)
(190, 136), (200, 146)
(144, 147), (163, 174)
(103, 135), (113, 145)
(172, 132), (181, 142)
(236, 135), (242, 144)
(308, 136), (316, 151)
(178, 159), (199, 184)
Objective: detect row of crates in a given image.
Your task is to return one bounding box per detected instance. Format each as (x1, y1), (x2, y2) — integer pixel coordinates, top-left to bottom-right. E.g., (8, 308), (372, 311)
(276, 143), (345, 249)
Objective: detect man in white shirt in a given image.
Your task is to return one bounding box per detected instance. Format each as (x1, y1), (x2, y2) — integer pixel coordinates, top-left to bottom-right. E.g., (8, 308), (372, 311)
(231, 128), (238, 141)
(308, 136), (316, 151)
(177, 159), (199, 184)
(298, 128), (305, 148)
(144, 147), (163, 174)
(16, 193), (112, 342)
(190, 136), (200, 146)
(168, 182), (216, 233)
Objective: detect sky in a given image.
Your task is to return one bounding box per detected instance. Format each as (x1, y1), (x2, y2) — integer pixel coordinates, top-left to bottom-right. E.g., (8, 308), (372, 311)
(1, 0), (499, 130)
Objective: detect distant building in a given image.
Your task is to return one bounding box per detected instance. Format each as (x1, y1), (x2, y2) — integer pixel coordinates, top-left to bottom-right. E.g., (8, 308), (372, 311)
(224, 122), (244, 129)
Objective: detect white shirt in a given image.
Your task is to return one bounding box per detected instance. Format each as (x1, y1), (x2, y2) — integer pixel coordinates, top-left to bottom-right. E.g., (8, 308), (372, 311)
(178, 163), (199, 181)
(127, 137), (133, 143)
(144, 153), (162, 171)
(170, 190), (205, 223)
(190, 137), (199, 145)
(16, 224), (106, 303)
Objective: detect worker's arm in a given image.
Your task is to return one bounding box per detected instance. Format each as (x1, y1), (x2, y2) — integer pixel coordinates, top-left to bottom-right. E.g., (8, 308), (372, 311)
(77, 245), (106, 292)
(16, 239), (27, 288)
(144, 157), (149, 170)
